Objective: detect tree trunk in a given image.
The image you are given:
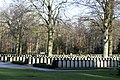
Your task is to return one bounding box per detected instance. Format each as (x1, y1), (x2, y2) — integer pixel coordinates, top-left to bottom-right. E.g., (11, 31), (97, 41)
(35, 33), (39, 53)
(47, 31), (53, 56)
(103, 0), (114, 58)
(108, 0), (114, 56)
(16, 36), (22, 55)
(18, 42), (22, 55)
(0, 35), (2, 52)
(47, 30), (53, 56)
(16, 37), (19, 54)
(27, 42), (32, 53)
(35, 39), (39, 53)
(108, 29), (113, 56)
(65, 38), (68, 54)
(103, 28), (109, 58)
(23, 39), (28, 54)
(57, 47), (59, 55)
(45, 40), (48, 54)
(65, 45), (68, 54)
(18, 30), (22, 55)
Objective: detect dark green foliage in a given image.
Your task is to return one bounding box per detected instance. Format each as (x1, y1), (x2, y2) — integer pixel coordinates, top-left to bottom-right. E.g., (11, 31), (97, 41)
(117, 68), (120, 76)
(33, 63), (54, 69)
(33, 60), (58, 69)
(12, 61), (27, 65)
(52, 60), (58, 68)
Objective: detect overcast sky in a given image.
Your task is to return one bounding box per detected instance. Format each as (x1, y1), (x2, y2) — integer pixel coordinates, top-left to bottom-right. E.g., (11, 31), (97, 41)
(0, 0), (89, 20)
(0, 0), (11, 7)
(0, 0), (12, 11)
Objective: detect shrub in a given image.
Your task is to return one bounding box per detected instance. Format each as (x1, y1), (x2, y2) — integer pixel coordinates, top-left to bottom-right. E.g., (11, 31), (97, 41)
(33, 60), (58, 69)
(12, 61), (27, 65)
(117, 68), (120, 76)
(52, 60), (58, 68)
(33, 63), (54, 69)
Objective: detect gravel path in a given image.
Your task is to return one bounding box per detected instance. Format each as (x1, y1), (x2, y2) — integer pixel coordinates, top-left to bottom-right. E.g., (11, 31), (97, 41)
(0, 62), (83, 72)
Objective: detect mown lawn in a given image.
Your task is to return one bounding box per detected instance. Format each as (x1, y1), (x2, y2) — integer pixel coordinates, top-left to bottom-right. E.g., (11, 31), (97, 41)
(0, 68), (120, 80)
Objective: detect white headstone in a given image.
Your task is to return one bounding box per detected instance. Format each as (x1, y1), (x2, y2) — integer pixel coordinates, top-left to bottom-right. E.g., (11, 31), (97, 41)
(67, 60), (70, 67)
(93, 60), (96, 67)
(79, 60), (81, 67)
(75, 60), (78, 67)
(28, 57), (32, 64)
(90, 60), (93, 67)
(71, 60), (74, 68)
(86, 60), (89, 67)
(107, 58), (109, 67)
(20, 57), (22, 61)
(97, 60), (100, 67)
(104, 60), (107, 67)
(1, 56), (3, 61)
(101, 60), (103, 67)
(32, 57), (35, 64)
(40, 57), (43, 63)
(63, 60), (66, 68)
(58, 60), (62, 68)
(10, 57), (12, 62)
(111, 60), (114, 67)
(83, 60), (85, 68)
(13, 57), (16, 61)
(114, 60), (117, 67)
(47, 58), (51, 64)
(5, 56), (7, 61)
(17, 57), (19, 61)
(36, 58), (39, 63)
(44, 57), (47, 63)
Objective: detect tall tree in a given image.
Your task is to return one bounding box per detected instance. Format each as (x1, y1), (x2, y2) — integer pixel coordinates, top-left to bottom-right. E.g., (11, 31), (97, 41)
(102, 0), (114, 57)
(30, 0), (67, 56)
(75, 0), (115, 57)
(1, 2), (32, 54)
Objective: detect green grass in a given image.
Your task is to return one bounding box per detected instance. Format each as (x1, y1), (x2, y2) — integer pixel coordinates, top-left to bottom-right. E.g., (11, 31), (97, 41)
(0, 68), (120, 80)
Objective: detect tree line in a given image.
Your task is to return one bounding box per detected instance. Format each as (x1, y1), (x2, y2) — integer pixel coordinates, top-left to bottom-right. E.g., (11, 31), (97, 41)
(0, 0), (120, 57)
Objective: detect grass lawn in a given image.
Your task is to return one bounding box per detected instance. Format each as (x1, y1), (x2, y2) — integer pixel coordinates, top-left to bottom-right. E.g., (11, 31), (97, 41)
(0, 68), (120, 80)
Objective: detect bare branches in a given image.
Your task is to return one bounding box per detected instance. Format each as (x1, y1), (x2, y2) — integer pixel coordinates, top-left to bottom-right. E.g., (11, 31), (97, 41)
(96, 0), (105, 11)
(30, 0), (49, 26)
(29, 0), (68, 29)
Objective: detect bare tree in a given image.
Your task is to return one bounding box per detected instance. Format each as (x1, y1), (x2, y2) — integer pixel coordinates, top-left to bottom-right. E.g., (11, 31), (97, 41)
(29, 0), (67, 56)
(0, 2), (33, 54)
(75, 0), (115, 57)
